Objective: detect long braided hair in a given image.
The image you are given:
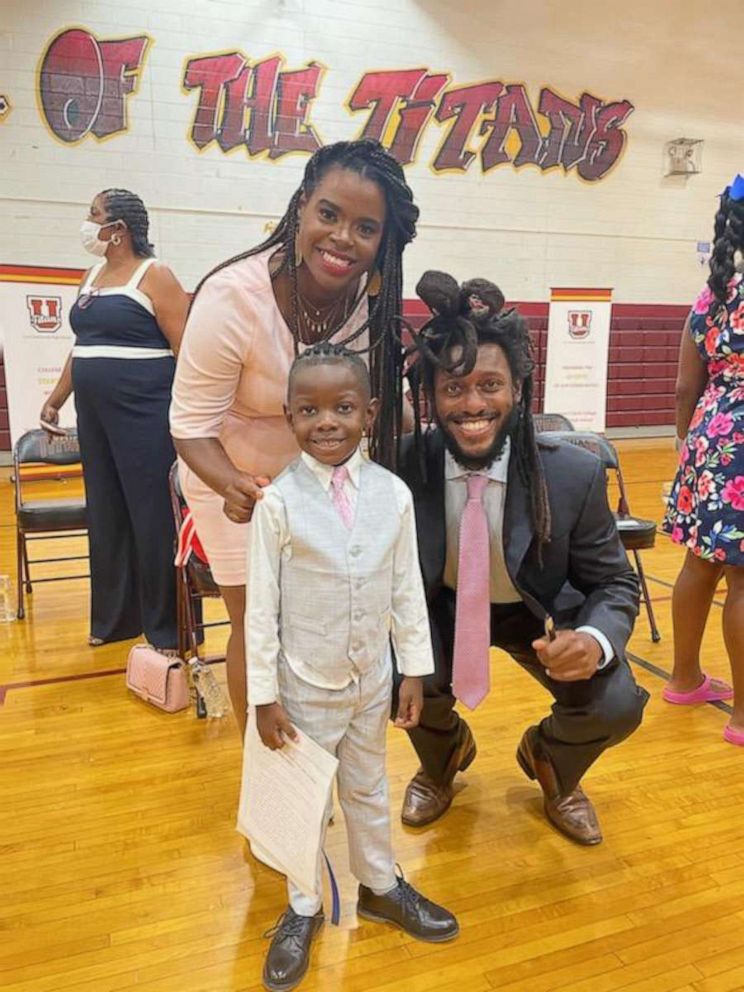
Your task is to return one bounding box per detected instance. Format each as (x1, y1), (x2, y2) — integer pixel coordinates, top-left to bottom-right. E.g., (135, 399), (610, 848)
(100, 189), (155, 258)
(707, 183), (744, 306)
(191, 139), (419, 469)
(405, 270), (552, 550)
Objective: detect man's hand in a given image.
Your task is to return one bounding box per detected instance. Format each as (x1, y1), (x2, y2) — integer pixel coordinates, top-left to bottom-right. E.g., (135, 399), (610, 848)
(255, 702), (298, 749)
(531, 629), (603, 682)
(394, 676), (423, 729)
(222, 473), (271, 523)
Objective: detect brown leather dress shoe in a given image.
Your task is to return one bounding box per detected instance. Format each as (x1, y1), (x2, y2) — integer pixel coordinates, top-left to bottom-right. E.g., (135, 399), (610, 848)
(401, 722), (476, 827)
(516, 726), (602, 846)
(358, 875), (459, 942)
(262, 907), (324, 992)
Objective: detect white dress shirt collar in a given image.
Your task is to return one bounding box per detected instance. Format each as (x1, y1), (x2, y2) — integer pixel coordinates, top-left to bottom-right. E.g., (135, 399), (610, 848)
(444, 436), (511, 484)
(300, 446), (364, 492)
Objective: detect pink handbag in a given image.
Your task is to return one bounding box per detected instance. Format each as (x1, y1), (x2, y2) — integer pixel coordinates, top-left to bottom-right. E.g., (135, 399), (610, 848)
(125, 645), (190, 713)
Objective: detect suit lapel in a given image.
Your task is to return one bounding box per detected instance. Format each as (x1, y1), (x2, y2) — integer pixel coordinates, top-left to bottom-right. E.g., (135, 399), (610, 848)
(503, 453), (546, 618)
(403, 429), (447, 590)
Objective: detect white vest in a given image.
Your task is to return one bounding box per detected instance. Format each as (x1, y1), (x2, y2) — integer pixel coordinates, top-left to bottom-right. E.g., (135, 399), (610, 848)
(273, 457), (400, 683)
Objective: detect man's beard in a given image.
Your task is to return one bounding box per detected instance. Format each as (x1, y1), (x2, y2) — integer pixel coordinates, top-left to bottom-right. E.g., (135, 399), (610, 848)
(437, 405), (519, 471)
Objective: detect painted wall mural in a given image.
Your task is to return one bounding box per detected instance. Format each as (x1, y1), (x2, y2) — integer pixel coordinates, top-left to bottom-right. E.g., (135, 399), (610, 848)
(36, 27), (634, 180)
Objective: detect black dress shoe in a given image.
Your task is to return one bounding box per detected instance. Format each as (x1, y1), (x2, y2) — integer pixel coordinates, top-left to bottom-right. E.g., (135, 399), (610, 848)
(357, 874), (459, 942)
(262, 907), (324, 992)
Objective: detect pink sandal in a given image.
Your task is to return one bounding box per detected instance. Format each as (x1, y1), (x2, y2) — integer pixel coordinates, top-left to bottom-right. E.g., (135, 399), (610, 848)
(723, 725), (744, 747)
(662, 673), (734, 705)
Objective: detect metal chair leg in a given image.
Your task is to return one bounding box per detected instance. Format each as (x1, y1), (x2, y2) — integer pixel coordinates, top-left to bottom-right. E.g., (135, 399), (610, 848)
(176, 570), (187, 659)
(16, 529), (25, 620)
(633, 549), (661, 642)
(22, 538), (32, 594)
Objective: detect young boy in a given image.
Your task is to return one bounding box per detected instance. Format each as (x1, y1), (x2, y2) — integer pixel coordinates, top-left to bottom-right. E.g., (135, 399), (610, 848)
(247, 342), (458, 992)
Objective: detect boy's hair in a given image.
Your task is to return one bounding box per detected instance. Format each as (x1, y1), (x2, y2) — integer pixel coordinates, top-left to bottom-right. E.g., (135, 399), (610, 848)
(190, 139), (418, 469)
(288, 341), (371, 402)
(405, 270), (551, 549)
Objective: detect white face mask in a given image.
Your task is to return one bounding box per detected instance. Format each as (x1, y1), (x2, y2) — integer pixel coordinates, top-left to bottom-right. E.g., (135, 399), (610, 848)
(80, 220), (115, 257)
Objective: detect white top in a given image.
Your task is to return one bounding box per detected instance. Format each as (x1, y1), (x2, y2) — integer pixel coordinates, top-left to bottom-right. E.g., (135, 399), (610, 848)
(79, 258), (156, 315)
(247, 446), (434, 704)
(443, 441), (613, 668)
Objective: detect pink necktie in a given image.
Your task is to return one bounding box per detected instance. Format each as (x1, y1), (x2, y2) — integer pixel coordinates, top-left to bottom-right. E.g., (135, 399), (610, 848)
(452, 474), (491, 710)
(330, 464), (354, 529)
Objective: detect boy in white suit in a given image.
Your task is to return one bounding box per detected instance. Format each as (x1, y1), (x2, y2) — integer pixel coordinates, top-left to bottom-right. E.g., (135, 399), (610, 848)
(248, 342), (458, 992)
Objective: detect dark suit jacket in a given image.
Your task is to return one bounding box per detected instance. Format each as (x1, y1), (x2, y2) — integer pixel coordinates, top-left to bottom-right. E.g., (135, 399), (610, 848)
(398, 429), (640, 663)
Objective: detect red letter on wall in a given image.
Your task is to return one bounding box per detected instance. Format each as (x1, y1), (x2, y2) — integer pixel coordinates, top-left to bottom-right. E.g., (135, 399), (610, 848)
(578, 100), (634, 181)
(349, 69), (447, 165)
(538, 89), (600, 171)
(480, 84), (542, 171)
(432, 82), (502, 172)
(349, 70), (425, 143)
(39, 28), (148, 142)
(183, 53), (247, 149)
(271, 63), (323, 158)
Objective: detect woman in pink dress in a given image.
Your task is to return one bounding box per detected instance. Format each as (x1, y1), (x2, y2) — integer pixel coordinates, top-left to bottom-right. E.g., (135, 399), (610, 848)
(170, 140), (419, 733)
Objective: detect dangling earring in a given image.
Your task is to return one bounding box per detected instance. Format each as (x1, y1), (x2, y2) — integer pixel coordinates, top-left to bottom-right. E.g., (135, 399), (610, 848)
(111, 233), (121, 247)
(294, 232), (303, 268)
(367, 269), (382, 297)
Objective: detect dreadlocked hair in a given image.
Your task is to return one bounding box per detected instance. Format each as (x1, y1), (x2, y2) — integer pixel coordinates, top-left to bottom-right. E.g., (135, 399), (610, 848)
(288, 340), (370, 401)
(101, 189), (154, 257)
(707, 186), (744, 306)
(405, 270), (551, 551)
(190, 139), (419, 471)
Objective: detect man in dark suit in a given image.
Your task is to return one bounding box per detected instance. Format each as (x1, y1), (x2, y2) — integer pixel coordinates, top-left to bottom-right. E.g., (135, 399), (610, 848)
(398, 272), (649, 845)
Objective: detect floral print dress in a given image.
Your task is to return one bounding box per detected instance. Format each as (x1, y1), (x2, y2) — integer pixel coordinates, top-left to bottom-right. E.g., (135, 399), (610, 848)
(662, 274), (744, 564)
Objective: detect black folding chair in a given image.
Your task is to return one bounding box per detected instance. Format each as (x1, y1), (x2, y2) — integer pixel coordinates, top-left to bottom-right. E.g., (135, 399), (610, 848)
(538, 429), (661, 642)
(167, 462), (228, 664)
(13, 429), (88, 620)
(532, 412), (575, 433)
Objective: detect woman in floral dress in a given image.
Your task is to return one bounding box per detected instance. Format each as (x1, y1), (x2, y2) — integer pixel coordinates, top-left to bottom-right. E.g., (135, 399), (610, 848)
(662, 175), (744, 745)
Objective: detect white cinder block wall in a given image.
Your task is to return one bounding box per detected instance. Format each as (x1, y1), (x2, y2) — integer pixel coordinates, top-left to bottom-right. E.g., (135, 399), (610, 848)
(1, 0), (741, 302)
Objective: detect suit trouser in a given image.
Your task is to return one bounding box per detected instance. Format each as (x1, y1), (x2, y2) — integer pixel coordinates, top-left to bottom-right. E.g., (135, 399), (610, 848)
(278, 654), (397, 916)
(403, 590), (649, 795)
(73, 357), (178, 648)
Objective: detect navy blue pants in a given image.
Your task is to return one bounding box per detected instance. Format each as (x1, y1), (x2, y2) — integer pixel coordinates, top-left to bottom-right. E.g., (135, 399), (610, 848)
(73, 356), (178, 648)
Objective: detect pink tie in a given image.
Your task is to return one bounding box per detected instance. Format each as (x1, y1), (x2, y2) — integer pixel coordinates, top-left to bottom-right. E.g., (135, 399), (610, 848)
(452, 474), (491, 710)
(330, 464), (354, 529)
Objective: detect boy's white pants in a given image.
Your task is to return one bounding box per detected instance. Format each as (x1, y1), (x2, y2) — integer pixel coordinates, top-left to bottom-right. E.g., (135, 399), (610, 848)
(277, 653), (397, 915)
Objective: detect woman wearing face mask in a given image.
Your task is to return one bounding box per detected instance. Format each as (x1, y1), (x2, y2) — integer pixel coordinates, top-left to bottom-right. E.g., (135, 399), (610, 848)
(41, 189), (189, 649)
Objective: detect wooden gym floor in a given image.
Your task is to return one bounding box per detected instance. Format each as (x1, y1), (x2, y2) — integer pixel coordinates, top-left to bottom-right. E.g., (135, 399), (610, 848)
(2, 439), (743, 992)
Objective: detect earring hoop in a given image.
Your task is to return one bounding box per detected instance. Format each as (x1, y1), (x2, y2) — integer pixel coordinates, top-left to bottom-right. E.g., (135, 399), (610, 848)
(294, 232), (303, 268)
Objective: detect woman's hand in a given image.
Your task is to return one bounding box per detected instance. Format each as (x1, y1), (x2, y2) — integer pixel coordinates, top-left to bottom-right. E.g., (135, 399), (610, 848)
(222, 472), (271, 523)
(39, 352), (73, 432)
(40, 403), (60, 431)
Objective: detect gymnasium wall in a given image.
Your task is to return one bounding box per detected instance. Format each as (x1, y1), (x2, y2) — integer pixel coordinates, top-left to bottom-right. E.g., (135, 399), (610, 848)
(1, 0), (740, 448)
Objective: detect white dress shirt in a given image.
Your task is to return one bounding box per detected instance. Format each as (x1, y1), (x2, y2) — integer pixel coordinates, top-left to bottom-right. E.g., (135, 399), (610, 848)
(443, 441), (613, 668)
(247, 447), (435, 705)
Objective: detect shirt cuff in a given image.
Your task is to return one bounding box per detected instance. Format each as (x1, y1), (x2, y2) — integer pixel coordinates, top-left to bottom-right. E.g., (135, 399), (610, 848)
(248, 676), (280, 707)
(576, 626), (614, 669)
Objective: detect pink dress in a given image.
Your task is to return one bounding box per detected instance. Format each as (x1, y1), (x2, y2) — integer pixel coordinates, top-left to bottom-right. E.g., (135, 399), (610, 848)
(170, 249), (368, 585)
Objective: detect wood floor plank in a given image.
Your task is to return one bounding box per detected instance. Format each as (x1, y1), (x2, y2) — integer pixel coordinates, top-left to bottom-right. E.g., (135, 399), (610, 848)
(3, 441), (744, 991)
